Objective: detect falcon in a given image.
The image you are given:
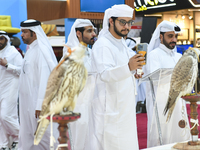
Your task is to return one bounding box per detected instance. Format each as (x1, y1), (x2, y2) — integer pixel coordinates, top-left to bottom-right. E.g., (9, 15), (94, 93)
(163, 47), (200, 122)
(34, 42), (88, 145)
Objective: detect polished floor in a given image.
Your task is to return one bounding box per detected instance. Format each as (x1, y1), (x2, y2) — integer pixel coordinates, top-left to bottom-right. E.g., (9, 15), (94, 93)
(136, 104), (200, 150)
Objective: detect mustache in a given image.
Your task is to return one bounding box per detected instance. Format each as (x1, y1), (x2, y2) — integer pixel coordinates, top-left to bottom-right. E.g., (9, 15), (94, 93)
(170, 42), (176, 45)
(22, 37), (25, 41)
(121, 29), (129, 32)
(91, 37), (97, 41)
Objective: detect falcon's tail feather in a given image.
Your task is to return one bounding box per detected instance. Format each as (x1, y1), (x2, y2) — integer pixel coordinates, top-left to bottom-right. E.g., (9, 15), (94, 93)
(34, 118), (50, 145)
(163, 91), (180, 115)
(164, 93), (181, 122)
(163, 97), (170, 116)
(166, 104), (176, 122)
(163, 95), (174, 116)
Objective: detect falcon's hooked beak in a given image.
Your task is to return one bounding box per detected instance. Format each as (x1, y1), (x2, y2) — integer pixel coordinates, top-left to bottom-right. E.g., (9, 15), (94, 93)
(56, 45), (75, 69)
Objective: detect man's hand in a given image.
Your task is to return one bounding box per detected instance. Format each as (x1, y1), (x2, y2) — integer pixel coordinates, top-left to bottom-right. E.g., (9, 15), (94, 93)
(0, 58), (7, 67)
(128, 54), (145, 71)
(35, 110), (41, 118)
(135, 71), (144, 79)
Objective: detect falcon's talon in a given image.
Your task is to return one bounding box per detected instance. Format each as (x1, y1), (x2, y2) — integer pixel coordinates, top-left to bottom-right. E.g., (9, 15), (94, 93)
(59, 111), (73, 116)
(72, 112), (80, 116)
(63, 107), (68, 112)
(184, 93), (196, 96)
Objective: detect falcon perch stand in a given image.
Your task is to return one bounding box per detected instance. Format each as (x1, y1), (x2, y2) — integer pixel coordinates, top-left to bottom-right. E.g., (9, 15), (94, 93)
(173, 95), (200, 149)
(47, 113), (81, 150)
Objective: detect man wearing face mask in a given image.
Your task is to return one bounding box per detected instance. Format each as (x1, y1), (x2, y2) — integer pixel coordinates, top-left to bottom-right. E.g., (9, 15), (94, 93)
(145, 20), (191, 147)
(0, 31), (23, 150)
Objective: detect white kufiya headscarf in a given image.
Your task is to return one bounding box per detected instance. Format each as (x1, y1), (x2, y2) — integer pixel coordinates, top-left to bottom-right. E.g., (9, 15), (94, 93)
(62, 19), (95, 57)
(0, 30), (21, 60)
(20, 19), (58, 71)
(66, 19), (94, 48)
(0, 31), (10, 46)
(98, 4), (134, 38)
(148, 20), (181, 53)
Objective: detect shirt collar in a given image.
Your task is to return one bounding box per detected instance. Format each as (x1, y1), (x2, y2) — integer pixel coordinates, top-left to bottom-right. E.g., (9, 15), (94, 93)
(107, 32), (128, 48)
(108, 32), (123, 42)
(159, 43), (175, 56)
(29, 39), (38, 49)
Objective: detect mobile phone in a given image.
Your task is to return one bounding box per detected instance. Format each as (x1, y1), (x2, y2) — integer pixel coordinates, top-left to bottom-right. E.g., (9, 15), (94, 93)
(136, 43), (148, 65)
(136, 43), (148, 75)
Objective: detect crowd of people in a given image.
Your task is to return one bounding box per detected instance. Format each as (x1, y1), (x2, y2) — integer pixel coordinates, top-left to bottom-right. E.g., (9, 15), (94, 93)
(0, 3), (192, 150)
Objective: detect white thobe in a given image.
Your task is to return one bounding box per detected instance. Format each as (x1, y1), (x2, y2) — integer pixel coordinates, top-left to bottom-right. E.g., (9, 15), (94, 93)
(69, 47), (96, 150)
(0, 45), (22, 147)
(146, 44), (191, 147)
(18, 40), (58, 150)
(90, 32), (139, 150)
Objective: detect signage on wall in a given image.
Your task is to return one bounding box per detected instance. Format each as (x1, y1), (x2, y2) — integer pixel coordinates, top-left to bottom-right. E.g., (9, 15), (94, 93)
(80, 0), (125, 13)
(134, 0), (176, 12)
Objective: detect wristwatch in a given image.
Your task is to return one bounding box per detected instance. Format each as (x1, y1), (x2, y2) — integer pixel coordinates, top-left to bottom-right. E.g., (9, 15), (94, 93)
(5, 64), (8, 68)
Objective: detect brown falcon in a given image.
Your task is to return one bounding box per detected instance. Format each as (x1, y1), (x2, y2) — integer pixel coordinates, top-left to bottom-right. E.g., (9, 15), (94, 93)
(163, 47), (200, 122)
(34, 42), (88, 145)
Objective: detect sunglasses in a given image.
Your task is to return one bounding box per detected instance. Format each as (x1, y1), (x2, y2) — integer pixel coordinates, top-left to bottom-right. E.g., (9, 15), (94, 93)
(116, 19), (134, 27)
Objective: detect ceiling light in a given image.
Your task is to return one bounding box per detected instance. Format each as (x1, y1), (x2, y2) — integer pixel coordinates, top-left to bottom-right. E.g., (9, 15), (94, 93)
(182, 15), (185, 19)
(188, 9), (200, 11)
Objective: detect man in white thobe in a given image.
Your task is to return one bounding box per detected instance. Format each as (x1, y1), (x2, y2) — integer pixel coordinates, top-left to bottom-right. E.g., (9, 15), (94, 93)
(146, 20), (191, 147)
(18, 19), (58, 150)
(91, 4), (145, 150)
(61, 19), (96, 72)
(61, 19), (96, 150)
(0, 31), (23, 150)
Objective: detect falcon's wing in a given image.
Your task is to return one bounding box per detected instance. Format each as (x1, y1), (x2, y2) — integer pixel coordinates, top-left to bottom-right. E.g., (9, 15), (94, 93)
(40, 63), (69, 116)
(168, 55), (196, 108)
(78, 67), (88, 94)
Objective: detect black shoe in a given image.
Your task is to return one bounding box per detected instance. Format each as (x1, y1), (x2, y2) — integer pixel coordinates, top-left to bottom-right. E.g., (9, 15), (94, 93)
(11, 142), (18, 150)
(0, 147), (9, 150)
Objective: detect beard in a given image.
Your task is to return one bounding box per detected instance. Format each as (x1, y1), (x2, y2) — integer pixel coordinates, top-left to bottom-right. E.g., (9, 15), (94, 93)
(114, 23), (129, 37)
(0, 42), (7, 50)
(22, 37), (30, 44)
(82, 36), (95, 45)
(163, 37), (176, 50)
